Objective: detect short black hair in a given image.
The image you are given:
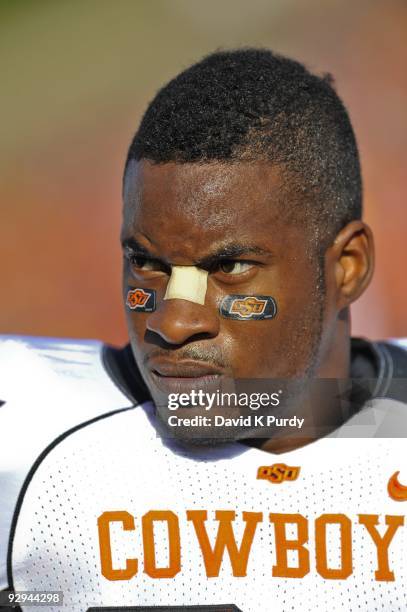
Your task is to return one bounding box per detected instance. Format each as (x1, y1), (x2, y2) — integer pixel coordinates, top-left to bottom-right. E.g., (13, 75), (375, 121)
(125, 48), (362, 250)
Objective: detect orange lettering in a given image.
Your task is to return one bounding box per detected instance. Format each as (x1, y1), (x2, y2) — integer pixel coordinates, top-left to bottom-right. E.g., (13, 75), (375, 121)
(187, 510), (262, 577)
(142, 510), (181, 578)
(269, 513), (309, 578)
(97, 511), (138, 580)
(358, 514), (404, 581)
(315, 514), (352, 579)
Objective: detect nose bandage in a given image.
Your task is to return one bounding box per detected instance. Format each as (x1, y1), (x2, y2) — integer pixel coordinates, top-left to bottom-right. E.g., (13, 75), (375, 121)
(164, 266), (208, 305)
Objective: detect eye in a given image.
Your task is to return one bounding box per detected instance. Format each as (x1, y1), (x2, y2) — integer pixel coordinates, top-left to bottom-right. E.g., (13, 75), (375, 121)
(129, 255), (159, 271)
(217, 261), (253, 275)
(124, 249), (168, 274)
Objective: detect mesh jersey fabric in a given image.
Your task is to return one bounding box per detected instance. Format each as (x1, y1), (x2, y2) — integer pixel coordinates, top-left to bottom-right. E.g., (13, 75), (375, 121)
(0, 336), (135, 591)
(9, 401), (407, 612)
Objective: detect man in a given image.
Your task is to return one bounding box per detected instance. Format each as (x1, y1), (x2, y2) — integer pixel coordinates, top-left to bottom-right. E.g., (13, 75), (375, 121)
(1, 48), (407, 612)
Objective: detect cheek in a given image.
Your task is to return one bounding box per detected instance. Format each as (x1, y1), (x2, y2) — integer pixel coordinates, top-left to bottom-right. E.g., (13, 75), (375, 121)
(222, 323), (285, 378)
(269, 275), (324, 376)
(125, 310), (147, 342)
(124, 313), (152, 377)
(222, 273), (323, 378)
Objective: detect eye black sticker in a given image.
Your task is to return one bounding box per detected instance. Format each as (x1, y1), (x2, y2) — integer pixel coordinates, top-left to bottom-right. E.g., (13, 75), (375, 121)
(126, 288), (156, 312)
(219, 294), (277, 320)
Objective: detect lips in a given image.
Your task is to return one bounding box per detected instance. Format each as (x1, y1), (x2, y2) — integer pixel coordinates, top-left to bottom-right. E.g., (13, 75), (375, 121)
(147, 359), (225, 396)
(150, 359), (223, 378)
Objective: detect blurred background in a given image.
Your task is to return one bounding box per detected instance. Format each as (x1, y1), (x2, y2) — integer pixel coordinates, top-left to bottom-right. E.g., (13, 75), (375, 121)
(1, 0), (406, 345)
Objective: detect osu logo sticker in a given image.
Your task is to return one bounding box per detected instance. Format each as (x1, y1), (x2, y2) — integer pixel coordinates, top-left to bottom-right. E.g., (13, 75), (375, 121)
(232, 297), (266, 317)
(126, 288), (156, 312)
(257, 463), (300, 484)
(220, 295), (277, 320)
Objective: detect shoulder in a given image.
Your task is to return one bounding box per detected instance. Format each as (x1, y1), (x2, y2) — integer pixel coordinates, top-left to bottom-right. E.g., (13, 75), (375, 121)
(0, 334), (135, 444)
(351, 336), (407, 400)
(0, 334), (116, 393)
(376, 337), (407, 369)
(388, 338), (407, 350)
(0, 335), (135, 590)
(0, 334), (134, 414)
(333, 337), (407, 439)
(372, 338), (407, 400)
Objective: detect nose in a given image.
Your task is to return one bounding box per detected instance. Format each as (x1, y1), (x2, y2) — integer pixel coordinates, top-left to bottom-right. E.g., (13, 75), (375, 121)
(146, 298), (220, 345)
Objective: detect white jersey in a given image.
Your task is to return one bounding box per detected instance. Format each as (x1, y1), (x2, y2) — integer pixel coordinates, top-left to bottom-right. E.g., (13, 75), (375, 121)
(0, 336), (134, 592)
(9, 402), (407, 612)
(1, 336), (407, 611)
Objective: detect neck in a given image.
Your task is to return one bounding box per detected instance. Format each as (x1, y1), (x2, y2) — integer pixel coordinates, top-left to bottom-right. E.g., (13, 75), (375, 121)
(258, 309), (352, 454)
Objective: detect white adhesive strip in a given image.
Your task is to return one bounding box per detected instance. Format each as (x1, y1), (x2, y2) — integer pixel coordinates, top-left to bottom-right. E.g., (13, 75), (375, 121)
(164, 266), (209, 305)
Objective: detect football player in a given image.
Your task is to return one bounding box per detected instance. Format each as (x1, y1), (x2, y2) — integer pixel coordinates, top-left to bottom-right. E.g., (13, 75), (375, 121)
(1, 49), (407, 612)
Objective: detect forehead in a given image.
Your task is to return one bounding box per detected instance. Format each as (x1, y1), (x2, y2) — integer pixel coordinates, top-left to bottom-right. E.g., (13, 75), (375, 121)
(122, 160), (300, 258)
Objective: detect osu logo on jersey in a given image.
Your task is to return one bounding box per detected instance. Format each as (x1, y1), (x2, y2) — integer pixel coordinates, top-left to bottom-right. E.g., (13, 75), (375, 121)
(126, 288), (156, 312)
(220, 294), (277, 320)
(257, 463), (300, 484)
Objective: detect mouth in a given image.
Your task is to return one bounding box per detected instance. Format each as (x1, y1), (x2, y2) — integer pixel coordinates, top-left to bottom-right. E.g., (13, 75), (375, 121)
(147, 360), (225, 396)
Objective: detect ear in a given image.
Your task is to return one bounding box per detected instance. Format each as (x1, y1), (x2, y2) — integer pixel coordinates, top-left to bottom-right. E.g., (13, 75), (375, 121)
(328, 220), (375, 309)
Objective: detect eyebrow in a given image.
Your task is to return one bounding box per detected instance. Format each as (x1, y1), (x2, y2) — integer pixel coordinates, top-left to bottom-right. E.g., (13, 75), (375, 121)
(197, 244), (272, 268)
(121, 238), (153, 258)
(121, 238), (272, 266)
